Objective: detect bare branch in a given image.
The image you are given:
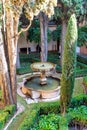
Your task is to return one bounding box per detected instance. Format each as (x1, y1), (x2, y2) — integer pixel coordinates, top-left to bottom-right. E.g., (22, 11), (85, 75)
(18, 20), (32, 36)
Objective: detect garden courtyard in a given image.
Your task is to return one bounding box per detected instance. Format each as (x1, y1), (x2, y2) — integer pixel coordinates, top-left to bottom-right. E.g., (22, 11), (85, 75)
(1, 52), (87, 130)
(0, 0), (87, 130)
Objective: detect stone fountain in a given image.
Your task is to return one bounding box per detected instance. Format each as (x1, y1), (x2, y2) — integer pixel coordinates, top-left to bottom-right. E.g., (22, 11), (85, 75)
(21, 62), (60, 99)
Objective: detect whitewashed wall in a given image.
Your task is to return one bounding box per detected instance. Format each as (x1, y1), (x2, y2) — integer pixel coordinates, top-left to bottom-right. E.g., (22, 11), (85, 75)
(18, 25), (57, 53)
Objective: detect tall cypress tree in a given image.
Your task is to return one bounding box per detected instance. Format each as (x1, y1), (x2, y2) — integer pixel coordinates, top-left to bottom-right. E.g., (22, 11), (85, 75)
(60, 14), (77, 114)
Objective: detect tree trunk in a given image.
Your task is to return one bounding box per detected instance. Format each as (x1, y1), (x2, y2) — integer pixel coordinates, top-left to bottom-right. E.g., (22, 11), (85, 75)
(40, 12), (48, 62)
(0, 42), (13, 105)
(0, 1), (14, 105)
(60, 20), (67, 65)
(0, 0), (19, 106)
(5, 7), (19, 105)
(16, 45), (20, 68)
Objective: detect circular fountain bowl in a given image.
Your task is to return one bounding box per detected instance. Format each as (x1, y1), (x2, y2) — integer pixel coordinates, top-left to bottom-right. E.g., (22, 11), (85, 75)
(21, 75), (60, 99)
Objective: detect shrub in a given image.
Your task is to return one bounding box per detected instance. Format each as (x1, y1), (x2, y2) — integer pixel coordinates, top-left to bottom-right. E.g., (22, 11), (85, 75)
(35, 113), (60, 130)
(70, 94), (87, 108)
(0, 112), (9, 129)
(0, 105), (16, 129)
(4, 104), (16, 115)
(68, 105), (87, 126)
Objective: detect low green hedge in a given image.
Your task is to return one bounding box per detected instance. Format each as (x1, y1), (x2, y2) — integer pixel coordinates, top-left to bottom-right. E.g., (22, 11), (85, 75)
(4, 105), (16, 115)
(83, 76), (87, 86)
(39, 101), (60, 115)
(70, 94), (87, 108)
(18, 107), (40, 130)
(77, 55), (87, 65)
(76, 69), (87, 77)
(16, 67), (32, 74)
(0, 105), (16, 130)
(77, 62), (87, 68)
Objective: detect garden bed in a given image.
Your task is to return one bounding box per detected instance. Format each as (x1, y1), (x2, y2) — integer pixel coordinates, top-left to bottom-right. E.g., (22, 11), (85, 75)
(17, 94), (87, 130)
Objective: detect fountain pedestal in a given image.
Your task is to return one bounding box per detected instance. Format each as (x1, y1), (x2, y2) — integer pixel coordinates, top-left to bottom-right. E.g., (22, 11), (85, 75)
(31, 62), (56, 85)
(40, 71), (47, 85)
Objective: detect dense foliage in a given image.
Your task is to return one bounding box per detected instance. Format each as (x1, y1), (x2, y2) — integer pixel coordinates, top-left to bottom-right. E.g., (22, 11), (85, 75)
(54, 0), (87, 23)
(52, 25), (61, 41)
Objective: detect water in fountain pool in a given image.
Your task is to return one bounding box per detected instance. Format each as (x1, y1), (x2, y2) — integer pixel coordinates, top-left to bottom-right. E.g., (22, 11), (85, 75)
(24, 77), (60, 91)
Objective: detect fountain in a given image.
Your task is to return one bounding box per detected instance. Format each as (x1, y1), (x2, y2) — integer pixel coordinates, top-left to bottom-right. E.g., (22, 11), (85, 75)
(21, 62), (60, 99)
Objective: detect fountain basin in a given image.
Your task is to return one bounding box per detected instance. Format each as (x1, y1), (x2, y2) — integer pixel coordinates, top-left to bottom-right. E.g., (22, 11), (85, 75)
(21, 74), (60, 99)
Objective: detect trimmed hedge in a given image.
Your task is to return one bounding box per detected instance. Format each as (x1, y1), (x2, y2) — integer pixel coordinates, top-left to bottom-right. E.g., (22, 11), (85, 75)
(0, 105), (16, 130)
(76, 69), (87, 77)
(16, 67), (32, 75)
(39, 101), (60, 115)
(18, 107), (40, 130)
(77, 54), (87, 65)
(70, 94), (87, 108)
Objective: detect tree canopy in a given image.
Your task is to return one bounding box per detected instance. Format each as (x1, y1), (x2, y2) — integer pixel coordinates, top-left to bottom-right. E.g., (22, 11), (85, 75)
(54, 0), (87, 23)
